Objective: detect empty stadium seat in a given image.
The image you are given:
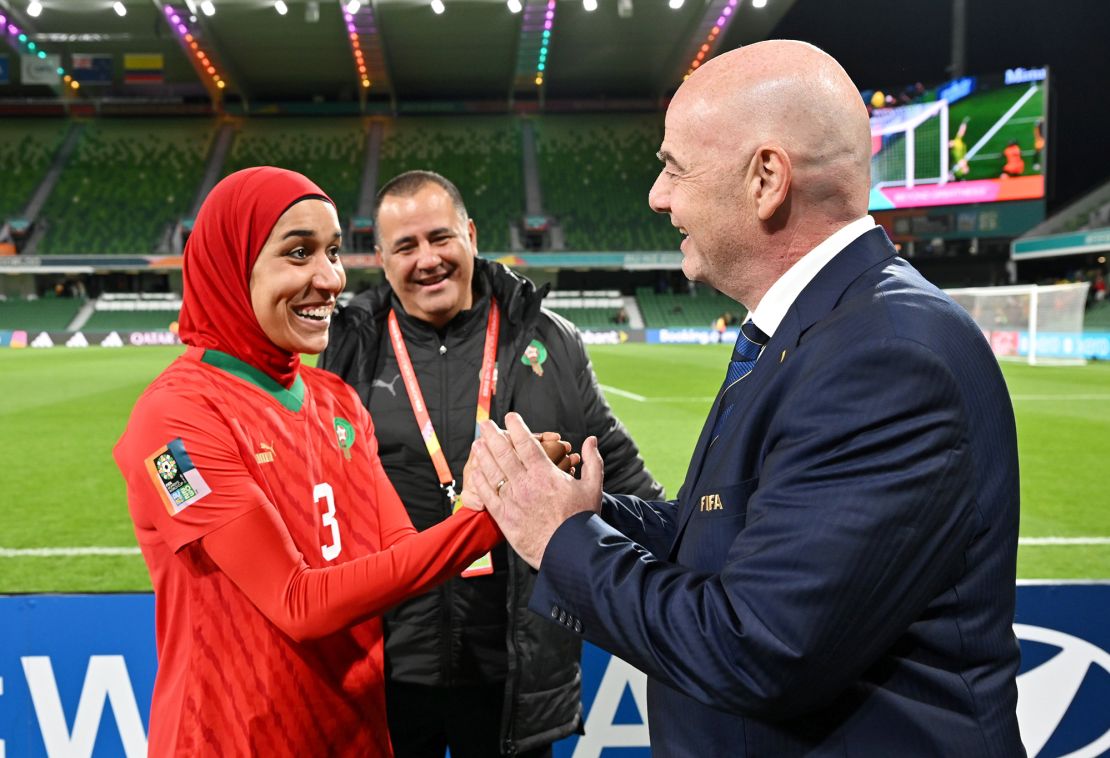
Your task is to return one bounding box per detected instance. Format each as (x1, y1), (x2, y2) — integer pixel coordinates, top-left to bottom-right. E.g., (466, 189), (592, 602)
(636, 287), (744, 327)
(377, 116), (523, 252)
(0, 119), (69, 223)
(38, 119), (215, 254)
(0, 297), (82, 331)
(533, 114), (676, 251)
(223, 118), (366, 220)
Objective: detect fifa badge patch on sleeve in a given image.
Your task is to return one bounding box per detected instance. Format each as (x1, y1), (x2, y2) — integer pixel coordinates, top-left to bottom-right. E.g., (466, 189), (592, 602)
(144, 438), (212, 516)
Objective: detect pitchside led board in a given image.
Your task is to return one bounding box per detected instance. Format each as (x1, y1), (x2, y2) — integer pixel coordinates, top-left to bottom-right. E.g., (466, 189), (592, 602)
(865, 66), (1048, 213)
(1, 586), (1109, 757)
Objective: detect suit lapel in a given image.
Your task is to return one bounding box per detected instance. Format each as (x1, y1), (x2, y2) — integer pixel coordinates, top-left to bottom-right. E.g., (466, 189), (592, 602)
(668, 228), (899, 558)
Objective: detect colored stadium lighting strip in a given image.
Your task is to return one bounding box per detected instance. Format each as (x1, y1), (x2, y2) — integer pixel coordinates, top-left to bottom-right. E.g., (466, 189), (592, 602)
(534, 0), (555, 86)
(509, 0), (551, 94)
(681, 0), (738, 80)
(339, 0), (390, 94)
(163, 4), (227, 91)
(0, 12), (77, 90)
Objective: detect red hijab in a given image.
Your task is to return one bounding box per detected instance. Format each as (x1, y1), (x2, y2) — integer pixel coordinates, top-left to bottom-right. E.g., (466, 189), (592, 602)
(179, 167), (334, 388)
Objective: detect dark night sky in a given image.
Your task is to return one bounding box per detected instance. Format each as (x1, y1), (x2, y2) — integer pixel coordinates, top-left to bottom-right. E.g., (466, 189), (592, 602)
(760, 0), (1110, 213)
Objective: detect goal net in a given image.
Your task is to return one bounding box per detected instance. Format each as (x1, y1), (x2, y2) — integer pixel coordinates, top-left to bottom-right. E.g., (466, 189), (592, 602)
(945, 283), (1091, 365)
(870, 99), (949, 190)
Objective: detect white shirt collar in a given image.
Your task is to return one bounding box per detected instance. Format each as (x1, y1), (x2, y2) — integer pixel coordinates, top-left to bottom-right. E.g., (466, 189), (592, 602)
(749, 215), (877, 337)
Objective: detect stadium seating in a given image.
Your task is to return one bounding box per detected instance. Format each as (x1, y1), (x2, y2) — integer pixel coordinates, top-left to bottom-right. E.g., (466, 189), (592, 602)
(636, 287), (744, 327)
(545, 289), (625, 328)
(0, 297), (82, 331)
(37, 119), (215, 254)
(83, 293), (181, 332)
(82, 310), (180, 331)
(0, 119), (69, 223)
(222, 118), (366, 220)
(1084, 299), (1110, 330)
(376, 116), (523, 253)
(533, 114), (676, 251)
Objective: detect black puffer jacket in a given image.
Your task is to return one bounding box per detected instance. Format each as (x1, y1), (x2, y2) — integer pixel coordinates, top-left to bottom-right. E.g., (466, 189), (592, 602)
(320, 258), (662, 754)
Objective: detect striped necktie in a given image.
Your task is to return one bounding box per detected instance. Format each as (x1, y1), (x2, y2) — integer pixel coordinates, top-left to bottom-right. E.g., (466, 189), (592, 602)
(724, 320), (769, 387)
(712, 320), (769, 437)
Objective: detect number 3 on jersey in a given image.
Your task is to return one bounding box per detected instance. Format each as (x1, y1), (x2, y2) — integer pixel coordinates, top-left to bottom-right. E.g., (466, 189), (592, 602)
(314, 482), (342, 561)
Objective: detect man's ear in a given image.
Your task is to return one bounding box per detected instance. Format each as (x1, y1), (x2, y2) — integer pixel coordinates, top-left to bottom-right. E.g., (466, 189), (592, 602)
(467, 218), (479, 254)
(374, 245), (384, 267)
(752, 145), (792, 222)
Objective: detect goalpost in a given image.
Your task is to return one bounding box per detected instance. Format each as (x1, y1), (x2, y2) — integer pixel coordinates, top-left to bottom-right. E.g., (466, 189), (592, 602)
(945, 283), (1091, 365)
(870, 99), (949, 189)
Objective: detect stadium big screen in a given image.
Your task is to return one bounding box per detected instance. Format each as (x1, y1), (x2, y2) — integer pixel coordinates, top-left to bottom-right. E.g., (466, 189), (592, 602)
(865, 66), (1048, 212)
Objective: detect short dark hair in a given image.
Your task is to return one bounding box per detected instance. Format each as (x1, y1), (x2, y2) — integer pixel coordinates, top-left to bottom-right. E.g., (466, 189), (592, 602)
(373, 170), (469, 246)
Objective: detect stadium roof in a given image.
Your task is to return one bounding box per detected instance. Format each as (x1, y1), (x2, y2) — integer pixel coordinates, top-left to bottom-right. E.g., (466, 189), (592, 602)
(0, 0), (795, 106)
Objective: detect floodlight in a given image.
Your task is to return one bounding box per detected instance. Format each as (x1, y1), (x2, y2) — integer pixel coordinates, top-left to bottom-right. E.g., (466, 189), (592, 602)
(583, 0), (597, 10)
(346, 0), (361, 13)
(274, 0), (288, 14)
(200, 1), (215, 16)
(752, 0), (766, 6)
(113, 2), (127, 16)
(431, 0), (445, 14)
(27, 2), (43, 18)
(507, 0), (522, 13)
(668, 0), (683, 7)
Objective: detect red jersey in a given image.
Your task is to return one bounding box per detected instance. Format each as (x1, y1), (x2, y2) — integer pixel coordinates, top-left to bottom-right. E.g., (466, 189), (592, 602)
(114, 347), (498, 756)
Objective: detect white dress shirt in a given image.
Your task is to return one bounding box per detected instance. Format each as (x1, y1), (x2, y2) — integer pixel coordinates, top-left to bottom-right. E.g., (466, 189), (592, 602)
(749, 215), (878, 338)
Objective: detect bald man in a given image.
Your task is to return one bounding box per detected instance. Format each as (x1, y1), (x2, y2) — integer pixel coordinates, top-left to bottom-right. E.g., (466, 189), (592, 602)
(468, 40), (1024, 757)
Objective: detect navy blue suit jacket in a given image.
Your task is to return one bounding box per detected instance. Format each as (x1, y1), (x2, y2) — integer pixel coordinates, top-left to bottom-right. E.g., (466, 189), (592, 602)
(531, 228), (1025, 756)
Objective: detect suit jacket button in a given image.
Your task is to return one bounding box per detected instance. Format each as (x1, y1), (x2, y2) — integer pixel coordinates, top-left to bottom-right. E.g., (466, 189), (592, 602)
(573, 620), (582, 633)
(559, 610), (568, 624)
(551, 605), (559, 619)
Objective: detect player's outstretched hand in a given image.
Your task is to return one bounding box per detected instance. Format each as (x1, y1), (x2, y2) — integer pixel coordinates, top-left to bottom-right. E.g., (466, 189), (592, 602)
(536, 431), (581, 475)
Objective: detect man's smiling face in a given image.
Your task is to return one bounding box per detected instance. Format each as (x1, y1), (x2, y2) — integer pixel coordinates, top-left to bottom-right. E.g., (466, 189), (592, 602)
(376, 183), (477, 329)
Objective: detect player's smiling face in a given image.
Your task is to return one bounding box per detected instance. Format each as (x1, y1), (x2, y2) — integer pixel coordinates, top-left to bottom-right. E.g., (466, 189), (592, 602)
(375, 184), (477, 329)
(249, 198), (345, 355)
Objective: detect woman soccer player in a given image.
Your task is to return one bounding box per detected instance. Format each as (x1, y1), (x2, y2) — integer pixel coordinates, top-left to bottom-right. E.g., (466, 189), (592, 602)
(114, 167), (503, 756)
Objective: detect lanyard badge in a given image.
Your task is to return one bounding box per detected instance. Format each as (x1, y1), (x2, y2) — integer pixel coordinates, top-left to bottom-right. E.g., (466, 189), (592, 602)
(387, 300), (500, 577)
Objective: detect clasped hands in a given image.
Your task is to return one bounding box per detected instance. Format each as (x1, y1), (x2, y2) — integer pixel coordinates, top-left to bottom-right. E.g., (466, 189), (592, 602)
(459, 413), (604, 569)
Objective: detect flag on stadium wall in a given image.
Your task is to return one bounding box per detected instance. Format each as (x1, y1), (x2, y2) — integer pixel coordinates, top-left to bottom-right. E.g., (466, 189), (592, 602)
(123, 53), (164, 84)
(21, 54), (61, 85)
(0, 56), (9, 85)
(71, 53), (113, 85)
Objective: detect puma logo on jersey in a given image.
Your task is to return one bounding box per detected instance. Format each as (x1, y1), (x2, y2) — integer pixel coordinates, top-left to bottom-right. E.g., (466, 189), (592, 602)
(255, 441), (276, 464)
(373, 374), (402, 397)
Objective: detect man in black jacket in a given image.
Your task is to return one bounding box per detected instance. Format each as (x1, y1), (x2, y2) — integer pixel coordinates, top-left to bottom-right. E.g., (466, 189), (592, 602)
(319, 170), (662, 757)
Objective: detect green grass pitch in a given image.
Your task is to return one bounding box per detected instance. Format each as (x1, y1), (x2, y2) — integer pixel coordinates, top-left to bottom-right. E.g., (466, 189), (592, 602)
(1, 344), (1107, 592)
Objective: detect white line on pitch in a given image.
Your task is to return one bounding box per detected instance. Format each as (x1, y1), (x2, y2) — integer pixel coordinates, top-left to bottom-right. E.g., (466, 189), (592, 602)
(1019, 537), (1110, 546)
(1011, 394), (1110, 401)
(964, 83), (1039, 162)
(599, 384), (647, 402)
(0, 547), (141, 557)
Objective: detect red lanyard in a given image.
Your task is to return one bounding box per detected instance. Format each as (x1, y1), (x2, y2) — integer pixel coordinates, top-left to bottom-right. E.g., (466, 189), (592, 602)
(387, 299), (500, 505)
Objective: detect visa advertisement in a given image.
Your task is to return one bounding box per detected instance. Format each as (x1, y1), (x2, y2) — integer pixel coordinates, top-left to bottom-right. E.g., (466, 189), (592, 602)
(0, 584), (1107, 757)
